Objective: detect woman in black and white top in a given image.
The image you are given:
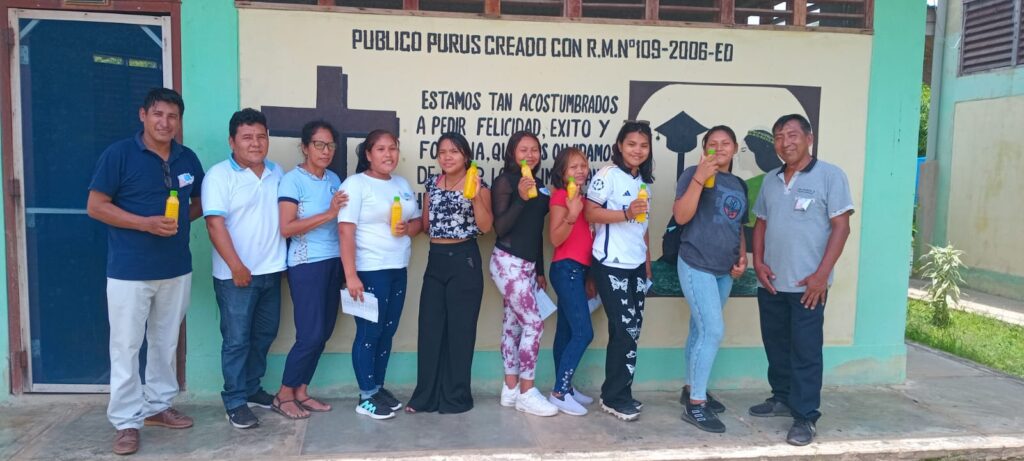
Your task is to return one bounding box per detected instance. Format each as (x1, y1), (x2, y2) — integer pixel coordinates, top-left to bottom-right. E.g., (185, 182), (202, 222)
(584, 121), (654, 422)
(406, 132), (493, 414)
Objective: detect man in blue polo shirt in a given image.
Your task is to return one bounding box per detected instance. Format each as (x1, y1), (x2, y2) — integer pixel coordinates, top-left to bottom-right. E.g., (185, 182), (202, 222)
(202, 108), (287, 429)
(87, 88), (204, 456)
(748, 114), (854, 447)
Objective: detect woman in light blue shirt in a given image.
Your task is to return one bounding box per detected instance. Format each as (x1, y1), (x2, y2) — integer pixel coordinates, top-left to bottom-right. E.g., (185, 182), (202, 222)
(272, 121), (348, 419)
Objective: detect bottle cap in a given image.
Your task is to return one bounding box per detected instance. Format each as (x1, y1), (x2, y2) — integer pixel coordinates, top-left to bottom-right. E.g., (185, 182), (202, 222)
(170, 190), (178, 197)
(640, 184), (647, 190)
(393, 196), (400, 202)
(568, 177), (576, 183)
(470, 161), (477, 167)
(520, 159), (527, 166)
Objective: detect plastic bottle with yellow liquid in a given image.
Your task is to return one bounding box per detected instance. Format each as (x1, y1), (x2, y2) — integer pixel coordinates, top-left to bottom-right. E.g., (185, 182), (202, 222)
(164, 190), (180, 220)
(636, 184), (649, 223)
(520, 160), (538, 199)
(566, 176), (578, 200)
(704, 148), (716, 189)
(390, 196), (403, 236)
(464, 161), (479, 199)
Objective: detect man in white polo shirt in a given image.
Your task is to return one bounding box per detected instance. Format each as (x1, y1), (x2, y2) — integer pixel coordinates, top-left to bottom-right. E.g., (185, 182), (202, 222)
(202, 108), (287, 429)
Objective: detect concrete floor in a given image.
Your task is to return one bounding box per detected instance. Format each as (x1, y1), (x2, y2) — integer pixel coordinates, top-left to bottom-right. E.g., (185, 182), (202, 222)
(2, 343), (1024, 460)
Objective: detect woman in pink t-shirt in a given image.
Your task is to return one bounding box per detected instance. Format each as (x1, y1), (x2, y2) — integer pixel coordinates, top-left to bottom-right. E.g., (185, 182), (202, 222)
(546, 147), (596, 416)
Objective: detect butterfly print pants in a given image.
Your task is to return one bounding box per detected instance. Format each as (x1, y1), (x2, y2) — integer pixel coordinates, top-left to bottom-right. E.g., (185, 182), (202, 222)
(593, 262), (647, 408)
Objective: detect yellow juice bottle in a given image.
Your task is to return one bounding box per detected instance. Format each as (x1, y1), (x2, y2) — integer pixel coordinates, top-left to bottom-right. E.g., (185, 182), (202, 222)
(464, 161), (478, 199)
(390, 196), (403, 236)
(164, 190), (179, 220)
(520, 159), (538, 199)
(566, 176), (578, 200)
(636, 184), (648, 223)
(704, 148), (716, 189)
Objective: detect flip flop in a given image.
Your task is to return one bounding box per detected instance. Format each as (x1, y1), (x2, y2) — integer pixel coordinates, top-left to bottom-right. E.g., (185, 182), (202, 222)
(272, 398), (310, 420)
(298, 397), (332, 412)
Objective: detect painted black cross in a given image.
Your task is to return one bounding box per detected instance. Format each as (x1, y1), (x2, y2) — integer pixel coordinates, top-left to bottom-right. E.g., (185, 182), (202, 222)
(261, 66), (400, 180)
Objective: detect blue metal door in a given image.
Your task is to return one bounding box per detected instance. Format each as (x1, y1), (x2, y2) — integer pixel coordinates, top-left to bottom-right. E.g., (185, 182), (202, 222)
(12, 10), (170, 391)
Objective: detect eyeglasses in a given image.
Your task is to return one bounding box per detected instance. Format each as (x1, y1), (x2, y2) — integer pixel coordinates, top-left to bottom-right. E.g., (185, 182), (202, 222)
(622, 119), (650, 126)
(161, 161), (172, 189)
(311, 141), (338, 151)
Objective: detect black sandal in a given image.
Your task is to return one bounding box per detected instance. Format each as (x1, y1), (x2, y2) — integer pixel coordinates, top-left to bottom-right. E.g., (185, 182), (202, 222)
(298, 397), (332, 412)
(272, 397), (310, 420)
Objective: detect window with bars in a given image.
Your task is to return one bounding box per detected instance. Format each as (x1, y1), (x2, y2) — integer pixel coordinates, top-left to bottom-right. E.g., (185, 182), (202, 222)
(959, 0), (1022, 75)
(241, 0), (873, 31)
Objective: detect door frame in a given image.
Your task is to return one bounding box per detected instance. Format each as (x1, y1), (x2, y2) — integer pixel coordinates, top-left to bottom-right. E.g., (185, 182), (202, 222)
(2, 0), (183, 395)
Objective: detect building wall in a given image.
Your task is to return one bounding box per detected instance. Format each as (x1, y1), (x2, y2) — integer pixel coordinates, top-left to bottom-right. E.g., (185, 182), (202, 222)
(164, 0), (925, 398)
(927, 0), (1024, 300)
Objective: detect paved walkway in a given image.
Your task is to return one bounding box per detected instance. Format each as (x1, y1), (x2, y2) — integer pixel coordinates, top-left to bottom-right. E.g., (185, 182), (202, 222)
(2, 344), (1024, 460)
(908, 278), (1024, 326)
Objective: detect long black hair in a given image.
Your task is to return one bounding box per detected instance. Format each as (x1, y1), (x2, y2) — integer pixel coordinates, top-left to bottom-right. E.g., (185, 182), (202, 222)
(437, 132), (472, 170)
(611, 121), (654, 183)
(501, 131), (542, 176)
(355, 129), (398, 174)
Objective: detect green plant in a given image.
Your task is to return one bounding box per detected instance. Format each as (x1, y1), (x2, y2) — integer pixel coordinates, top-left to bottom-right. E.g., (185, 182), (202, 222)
(918, 244), (966, 327)
(919, 83), (930, 158)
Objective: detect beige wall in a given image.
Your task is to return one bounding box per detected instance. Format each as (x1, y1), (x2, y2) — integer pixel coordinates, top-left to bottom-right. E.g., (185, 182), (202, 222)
(236, 9), (871, 353)
(947, 95), (1024, 277)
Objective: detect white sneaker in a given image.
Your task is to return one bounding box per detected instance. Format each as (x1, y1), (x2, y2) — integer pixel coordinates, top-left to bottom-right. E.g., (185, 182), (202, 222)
(500, 383), (520, 407)
(571, 387), (594, 406)
(549, 392), (588, 416)
(516, 388), (558, 417)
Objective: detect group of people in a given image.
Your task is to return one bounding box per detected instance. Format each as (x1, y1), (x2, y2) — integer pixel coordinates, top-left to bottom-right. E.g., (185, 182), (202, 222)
(89, 88), (852, 456)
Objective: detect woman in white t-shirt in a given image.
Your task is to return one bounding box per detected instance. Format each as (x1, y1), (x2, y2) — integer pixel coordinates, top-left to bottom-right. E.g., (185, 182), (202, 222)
(583, 121), (654, 422)
(337, 129), (422, 420)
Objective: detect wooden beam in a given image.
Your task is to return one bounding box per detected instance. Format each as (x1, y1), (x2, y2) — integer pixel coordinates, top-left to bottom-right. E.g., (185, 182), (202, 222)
(485, 0), (500, 16)
(793, 0), (807, 26)
(645, 0), (659, 21)
(863, 0), (874, 29)
(718, 0), (735, 25)
(565, 0), (582, 18)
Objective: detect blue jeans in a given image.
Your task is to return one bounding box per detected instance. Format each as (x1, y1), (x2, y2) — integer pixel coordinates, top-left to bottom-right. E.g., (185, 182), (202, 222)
(677, 257), (732, 401)
(282, 258), (341, 388)
(214, 273), (282, 411)
(549, 259), (594, 395)
(352, 268), (408, 395)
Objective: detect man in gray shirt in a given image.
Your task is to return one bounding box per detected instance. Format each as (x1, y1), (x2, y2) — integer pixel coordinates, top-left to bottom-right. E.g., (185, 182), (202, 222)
(747, 114), (854, 446)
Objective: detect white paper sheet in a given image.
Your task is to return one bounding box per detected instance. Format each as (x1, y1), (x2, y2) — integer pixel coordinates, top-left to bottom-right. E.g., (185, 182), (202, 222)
(341, 290), (379, 323)
(536, 289), (558, 320)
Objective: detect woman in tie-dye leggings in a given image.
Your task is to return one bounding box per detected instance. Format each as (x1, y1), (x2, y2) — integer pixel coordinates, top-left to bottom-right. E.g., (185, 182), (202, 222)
(488, 131), (557, 417)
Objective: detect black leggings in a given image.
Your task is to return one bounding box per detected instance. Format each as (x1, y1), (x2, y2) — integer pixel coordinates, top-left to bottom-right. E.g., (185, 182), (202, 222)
(407, 239), (484, 413)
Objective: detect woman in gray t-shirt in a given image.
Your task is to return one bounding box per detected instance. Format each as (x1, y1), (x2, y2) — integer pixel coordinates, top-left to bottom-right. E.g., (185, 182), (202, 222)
(671, 125), (749, 433)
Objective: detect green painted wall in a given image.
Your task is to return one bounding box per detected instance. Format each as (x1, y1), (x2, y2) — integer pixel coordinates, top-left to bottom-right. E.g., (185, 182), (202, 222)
(171, 0), (921, 397)
(928, 0), (1024, 300)
(180, 0), (240, 396)
(0, 108), (8, 402)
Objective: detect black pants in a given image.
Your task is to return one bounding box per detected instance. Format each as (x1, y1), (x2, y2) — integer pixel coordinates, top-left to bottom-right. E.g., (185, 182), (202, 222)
(594, 262), (646, 407)
(407, 239), (484, 413)
(757, 288), (826, 422)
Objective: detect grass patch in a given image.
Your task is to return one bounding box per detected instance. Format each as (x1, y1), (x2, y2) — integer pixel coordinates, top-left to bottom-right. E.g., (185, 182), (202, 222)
(906, 298), (1024, 379)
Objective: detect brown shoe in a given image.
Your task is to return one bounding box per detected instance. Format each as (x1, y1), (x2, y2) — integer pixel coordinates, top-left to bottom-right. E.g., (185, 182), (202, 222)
(113, 428), (139, 455)
(144, 407), (193, 429)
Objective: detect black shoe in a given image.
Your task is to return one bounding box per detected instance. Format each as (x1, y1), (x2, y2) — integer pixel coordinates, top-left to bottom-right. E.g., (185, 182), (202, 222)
(375, 388), (403, 411)
(246, 389), (274, 409)
(786, 420), (816, 446)
(681, 401), (726, 433)
(633, 399), (643, 411)
(355, 395), (395, 420)
(600, 399), (640, 421)
(226, 404), (260, 429)
(748, 397), (791, 417)
(680, 387), (726, 413)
